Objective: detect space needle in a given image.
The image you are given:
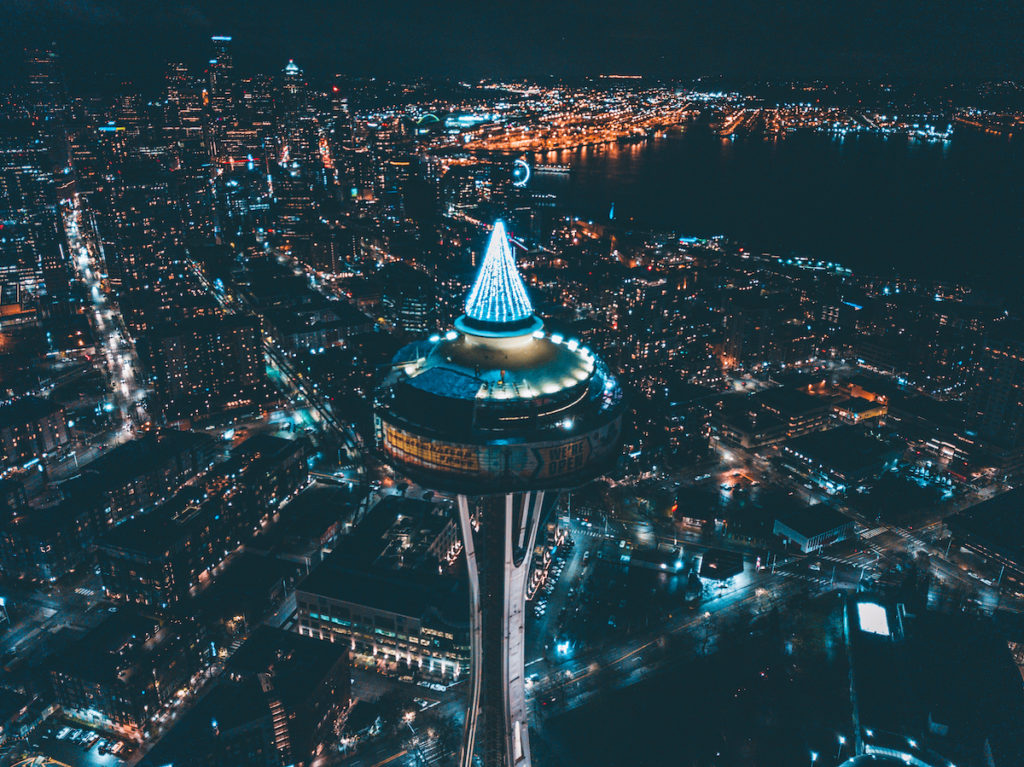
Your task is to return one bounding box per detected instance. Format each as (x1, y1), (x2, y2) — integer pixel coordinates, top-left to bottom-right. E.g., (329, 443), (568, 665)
(374, 221), (624, 767)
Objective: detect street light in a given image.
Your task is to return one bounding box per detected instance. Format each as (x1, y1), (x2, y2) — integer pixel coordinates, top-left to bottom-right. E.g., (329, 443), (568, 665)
(837, 735), (846, 759)
(810, 751), (819, 765)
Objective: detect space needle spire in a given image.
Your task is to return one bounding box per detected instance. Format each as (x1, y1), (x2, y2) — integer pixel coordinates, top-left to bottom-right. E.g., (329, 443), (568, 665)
(464, 221), (534, 326)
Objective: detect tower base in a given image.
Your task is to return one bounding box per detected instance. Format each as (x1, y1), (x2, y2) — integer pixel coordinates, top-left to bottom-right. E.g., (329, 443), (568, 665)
(456, 490), (551, 767)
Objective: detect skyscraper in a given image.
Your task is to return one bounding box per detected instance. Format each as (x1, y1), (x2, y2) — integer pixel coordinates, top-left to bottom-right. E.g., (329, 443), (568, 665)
(24, 47), (69, 160)
(162, 61), (202, 145)
(278, 59), (313, 164)
(206, 36), (237, 162)
(374, 221), (624, 767)
(0, 119), (68, 307)
(25, 48), (66, 106)
(208, 36), (235, 115)
(280, 60), (306, 111)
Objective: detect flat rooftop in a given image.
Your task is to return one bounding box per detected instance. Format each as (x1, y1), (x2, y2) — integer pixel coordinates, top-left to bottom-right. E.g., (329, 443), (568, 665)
(211, 432), (304, 480)
(335, 495), (452, 570)
(835, 396), (884, 415)
(948, 487), (1024, 568)
(850, 605), (1024, 766)
(98, 489), (211, 556)
(296, 497), (466, 626)
(0, 395), (59, 428)
(298, 555), (467, 626)
(783, 425), (900, 476)
(50, 609), (167, 684)
(75, 430), (213, 489)
(227, 625), (347, 686)
(774, 503), (852, 538)
(699, 549), (744, 580)
(191, 551), (296, 622)
(755, 386), (830, 417)
(244, 481), (357, 555)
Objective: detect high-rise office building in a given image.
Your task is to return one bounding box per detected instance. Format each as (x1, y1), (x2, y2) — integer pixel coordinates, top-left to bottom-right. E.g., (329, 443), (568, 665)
(0, 119), (68, 307)
(163, 61), (203, 144)
(280, 60), (306, 114)
(208, 36), (235, 115)
(24, 47), (70, 162)
(25, 48), (67, 112)
(206, 36), (238, 162)
(277, 59), (316, 166)
(272, 167), (314, 255)
(374, 221), (624, 767)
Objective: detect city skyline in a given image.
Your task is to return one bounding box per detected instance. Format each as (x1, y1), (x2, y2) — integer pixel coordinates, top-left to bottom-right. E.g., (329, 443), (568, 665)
(3, 0), (1024, 90)
(0, 12), (1023, 767)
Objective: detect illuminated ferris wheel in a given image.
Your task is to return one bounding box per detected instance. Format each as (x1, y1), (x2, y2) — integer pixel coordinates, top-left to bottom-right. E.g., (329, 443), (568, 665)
(512, 158), (530, 187)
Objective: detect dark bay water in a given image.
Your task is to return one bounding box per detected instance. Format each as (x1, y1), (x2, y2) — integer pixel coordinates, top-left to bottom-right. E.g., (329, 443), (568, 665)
(532, 129), (1024, 287)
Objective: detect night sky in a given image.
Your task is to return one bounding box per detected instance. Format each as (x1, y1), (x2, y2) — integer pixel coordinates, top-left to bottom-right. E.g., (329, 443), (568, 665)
(2, 0), (1023, 90)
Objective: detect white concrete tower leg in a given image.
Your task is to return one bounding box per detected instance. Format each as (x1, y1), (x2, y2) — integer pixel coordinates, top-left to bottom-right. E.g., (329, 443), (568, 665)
(456, 490), (547, 767)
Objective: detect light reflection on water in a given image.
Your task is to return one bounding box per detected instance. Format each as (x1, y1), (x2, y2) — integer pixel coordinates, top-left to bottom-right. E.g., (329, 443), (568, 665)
(528, 127), (1024, 287)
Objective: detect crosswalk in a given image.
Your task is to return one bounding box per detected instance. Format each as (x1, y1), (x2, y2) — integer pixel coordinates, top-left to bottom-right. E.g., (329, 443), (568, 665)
(814, 549), (878, 568)
(816, 553), (853, 565)
(410, 733), (445, 766)
(862, 542), (887, 558)
(773, 570), (835, 586)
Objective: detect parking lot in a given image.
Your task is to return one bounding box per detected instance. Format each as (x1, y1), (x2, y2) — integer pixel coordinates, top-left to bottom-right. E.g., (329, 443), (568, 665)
(22, 717), (134, 767)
